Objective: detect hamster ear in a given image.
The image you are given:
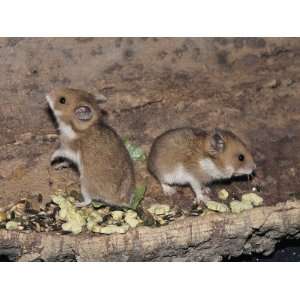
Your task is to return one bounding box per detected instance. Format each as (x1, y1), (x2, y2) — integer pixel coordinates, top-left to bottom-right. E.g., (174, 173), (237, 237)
(74, 105), (93, 121)
(208, 129), (225, 155)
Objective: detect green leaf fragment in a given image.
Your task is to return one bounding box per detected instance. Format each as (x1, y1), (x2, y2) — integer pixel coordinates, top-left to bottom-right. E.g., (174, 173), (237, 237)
(130, 185), (146, 210)
(124, 139), (146, 161)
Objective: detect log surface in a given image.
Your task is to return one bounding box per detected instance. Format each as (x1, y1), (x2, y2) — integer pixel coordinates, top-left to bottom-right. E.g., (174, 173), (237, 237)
(0, 200), (299, 261)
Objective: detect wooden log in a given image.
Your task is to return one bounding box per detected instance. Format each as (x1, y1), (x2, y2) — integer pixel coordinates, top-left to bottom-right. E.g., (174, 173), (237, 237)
(0, 200), (299, 261)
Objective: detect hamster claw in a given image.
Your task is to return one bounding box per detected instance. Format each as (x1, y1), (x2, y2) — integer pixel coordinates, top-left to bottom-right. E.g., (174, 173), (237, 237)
(75, 200), (91, 208)
(202, 187), (211, 195)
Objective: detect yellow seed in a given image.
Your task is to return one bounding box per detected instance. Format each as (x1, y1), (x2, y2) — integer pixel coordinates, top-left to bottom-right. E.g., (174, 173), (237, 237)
(206, 200), (230, 213)
(241, 193), (264, 206)
(111, 211), (124, 221)
(148, 204), (170, 215)
(0, 212), (7, 222)
(218, 189), (229, 201)
(230, 200), (253, 213)
(6, 221), (19, 230)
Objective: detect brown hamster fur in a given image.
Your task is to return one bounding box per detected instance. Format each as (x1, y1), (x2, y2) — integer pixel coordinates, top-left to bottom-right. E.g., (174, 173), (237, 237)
(47, 88), (135, 207)
(148, 127), (256, 203)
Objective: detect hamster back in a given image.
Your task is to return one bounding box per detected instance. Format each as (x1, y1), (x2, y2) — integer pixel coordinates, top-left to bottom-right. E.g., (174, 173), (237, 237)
(80, 123), (135, 206)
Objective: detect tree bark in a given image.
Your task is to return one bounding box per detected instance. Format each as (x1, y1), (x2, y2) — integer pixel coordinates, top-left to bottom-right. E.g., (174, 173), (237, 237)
(0, 200), (299, 261)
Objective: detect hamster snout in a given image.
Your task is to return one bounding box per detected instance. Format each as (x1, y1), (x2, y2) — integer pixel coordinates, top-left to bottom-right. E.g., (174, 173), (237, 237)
(233, 161), (256, 176)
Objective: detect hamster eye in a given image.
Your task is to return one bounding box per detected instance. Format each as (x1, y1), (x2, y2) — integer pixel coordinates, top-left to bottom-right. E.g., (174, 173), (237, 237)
(238, 154), (245, 161)
(59, 97), (66, 104)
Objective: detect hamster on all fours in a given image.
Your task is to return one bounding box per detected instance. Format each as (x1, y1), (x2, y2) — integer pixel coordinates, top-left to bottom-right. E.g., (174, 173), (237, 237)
(47, 88), (135, 207)
(148, 127), (256, 203)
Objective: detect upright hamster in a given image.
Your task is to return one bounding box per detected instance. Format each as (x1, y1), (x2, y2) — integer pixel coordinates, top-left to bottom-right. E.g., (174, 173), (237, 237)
(148, 128), (256, 203)
(47, 88), (135, 207)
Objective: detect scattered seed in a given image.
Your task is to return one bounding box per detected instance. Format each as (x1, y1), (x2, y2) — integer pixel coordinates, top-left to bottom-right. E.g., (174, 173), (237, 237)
(125, 210), (141, 228)
(230, 200), (253, 213)
(111, 211), (124, 221)
(6, 221), (19, 230)
(218, 189), (229, 201)
(0, 212), (7, 222)
(148, 204), (171, 215)
(206, 201), (230, 213)
(241, 193), (264, 206)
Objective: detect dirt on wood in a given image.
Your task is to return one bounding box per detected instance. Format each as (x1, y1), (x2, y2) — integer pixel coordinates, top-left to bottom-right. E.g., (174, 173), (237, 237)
(0, 37), (299, 215)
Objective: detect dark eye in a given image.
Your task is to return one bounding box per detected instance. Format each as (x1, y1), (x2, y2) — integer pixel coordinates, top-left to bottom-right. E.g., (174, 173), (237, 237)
(238, 154), (245, 161)
(59, 97), (66, 104)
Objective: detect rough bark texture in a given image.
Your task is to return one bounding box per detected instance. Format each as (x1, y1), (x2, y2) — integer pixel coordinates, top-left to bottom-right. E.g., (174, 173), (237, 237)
(0, 200), (299, 262)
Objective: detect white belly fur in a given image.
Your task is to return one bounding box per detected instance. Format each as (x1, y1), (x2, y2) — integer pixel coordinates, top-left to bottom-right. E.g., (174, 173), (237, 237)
(199, 158), (234, 180)
(163, 165), (197, 186)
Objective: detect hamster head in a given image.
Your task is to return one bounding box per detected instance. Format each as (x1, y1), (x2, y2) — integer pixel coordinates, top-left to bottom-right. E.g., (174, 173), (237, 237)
(46, 88), (102, 133)
(204, 129), (256, 178)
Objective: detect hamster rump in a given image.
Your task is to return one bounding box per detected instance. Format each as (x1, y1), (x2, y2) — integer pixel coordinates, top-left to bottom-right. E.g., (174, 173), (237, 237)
(148, 128), (205, 199)
(148, 128), (198, 181)
(80, 124), (135, 206)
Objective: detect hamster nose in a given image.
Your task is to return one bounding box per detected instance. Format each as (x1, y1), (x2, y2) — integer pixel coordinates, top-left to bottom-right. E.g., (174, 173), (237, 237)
(46, 94), (53, 103)
(46, 90), (54, 100)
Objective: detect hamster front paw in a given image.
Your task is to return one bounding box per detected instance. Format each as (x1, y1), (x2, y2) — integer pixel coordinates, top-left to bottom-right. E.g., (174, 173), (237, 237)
(202, 186), (211, 195)
(75, 199), (92, 207)
(77, 187), (92, 207)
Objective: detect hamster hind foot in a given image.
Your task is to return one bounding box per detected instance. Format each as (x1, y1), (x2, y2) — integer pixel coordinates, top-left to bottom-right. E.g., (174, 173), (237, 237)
(76, 186), (92, 207)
